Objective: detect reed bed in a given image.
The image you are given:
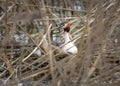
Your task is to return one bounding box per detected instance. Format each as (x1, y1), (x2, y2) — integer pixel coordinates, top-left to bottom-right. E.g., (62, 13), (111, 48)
(0, 0), (120, 86)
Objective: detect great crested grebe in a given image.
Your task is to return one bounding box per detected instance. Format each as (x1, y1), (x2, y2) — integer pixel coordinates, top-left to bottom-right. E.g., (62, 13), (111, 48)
(29, 22), (78, 56)
(33, 34), (48, 56)
(28, 33), (48, 57)
(61, 22), (78, 54)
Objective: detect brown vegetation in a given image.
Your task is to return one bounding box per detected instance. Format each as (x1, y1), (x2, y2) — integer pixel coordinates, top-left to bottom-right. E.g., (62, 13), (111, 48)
(0, 0), (120, 86)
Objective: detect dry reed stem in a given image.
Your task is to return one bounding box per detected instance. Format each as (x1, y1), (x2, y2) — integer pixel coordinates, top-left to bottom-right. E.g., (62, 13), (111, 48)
(0, 0), (120, 86)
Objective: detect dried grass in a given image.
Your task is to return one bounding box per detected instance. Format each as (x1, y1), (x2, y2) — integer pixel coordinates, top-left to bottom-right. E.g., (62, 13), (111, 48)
(0, 0), (120, 86)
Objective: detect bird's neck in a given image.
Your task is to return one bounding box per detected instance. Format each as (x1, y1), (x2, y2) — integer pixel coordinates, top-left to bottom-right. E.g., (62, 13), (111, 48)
(64, 32), (71, 43)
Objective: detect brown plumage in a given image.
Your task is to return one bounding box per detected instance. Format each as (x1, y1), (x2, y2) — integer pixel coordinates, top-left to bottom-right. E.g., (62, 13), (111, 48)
(63, 22), (71, 32)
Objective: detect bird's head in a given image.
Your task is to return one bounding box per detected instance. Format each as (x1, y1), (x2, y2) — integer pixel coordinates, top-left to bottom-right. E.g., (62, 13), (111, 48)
(63, 22), (71, 32)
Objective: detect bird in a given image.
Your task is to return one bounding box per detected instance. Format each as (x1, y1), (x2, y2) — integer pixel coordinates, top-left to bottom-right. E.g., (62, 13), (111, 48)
(33, 34), (48, 56)
(27, 33), (48, 57)
(61, 22), (78, 54)
(28, 22), (78, 56)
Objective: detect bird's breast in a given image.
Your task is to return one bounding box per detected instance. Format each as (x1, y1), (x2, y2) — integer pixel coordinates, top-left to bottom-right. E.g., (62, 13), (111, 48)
(62, 42), (78, 54)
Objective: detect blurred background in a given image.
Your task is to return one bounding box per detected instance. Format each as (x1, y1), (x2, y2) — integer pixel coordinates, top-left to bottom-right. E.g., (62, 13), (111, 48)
(0, 0), (120, 86)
